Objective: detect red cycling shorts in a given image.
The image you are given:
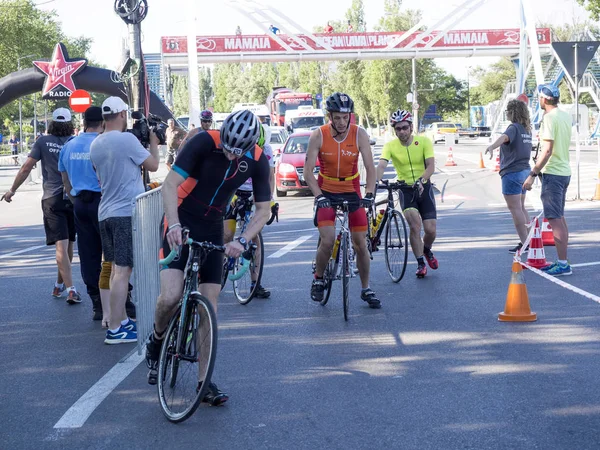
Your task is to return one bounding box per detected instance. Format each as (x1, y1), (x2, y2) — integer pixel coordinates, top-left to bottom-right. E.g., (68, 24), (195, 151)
(316, 191), (367, 233)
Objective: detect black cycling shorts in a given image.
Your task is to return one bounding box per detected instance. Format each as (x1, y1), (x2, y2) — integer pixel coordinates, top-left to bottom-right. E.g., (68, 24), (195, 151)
(399, 182), (437, 221)
(159, 211), (224, 285)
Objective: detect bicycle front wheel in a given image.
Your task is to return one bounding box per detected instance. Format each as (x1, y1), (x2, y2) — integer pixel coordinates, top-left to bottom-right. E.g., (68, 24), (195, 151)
(385, 210), (408, 283)
(233, 232), (264, 305)
(157, 294), (217, 423)
(341, 232), (350, 321)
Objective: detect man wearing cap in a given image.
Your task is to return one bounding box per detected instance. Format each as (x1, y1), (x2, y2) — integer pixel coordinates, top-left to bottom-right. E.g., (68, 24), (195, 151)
(523, 84), (573, 276)
(90, 97), (159, 344)
(59, 106), (106, 322)
(1, 108), (80, 302)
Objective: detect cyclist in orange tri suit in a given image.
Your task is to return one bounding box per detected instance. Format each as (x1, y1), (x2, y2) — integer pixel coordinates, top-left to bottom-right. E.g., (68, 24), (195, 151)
(304, 92), (380, 309)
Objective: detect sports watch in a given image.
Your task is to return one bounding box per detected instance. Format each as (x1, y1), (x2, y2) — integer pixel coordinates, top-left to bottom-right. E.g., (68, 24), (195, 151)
(236, 236), (249, 250)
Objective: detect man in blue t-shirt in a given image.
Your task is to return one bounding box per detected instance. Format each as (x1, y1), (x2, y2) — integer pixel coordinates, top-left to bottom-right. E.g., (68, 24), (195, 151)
(59, 106), (105, 321)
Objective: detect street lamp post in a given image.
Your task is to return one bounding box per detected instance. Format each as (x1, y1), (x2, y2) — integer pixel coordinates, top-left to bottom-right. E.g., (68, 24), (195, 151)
(466, 66), (472, 129)
(17, 54), (37, 152)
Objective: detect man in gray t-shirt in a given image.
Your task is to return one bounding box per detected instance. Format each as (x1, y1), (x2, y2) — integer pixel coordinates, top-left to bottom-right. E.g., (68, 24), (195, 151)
(1, 108), (80, 303)
(90, 96), (159, 345)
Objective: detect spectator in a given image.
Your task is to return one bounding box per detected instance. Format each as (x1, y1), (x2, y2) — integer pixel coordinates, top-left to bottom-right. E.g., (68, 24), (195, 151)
(165, 118), (186, 170)
(346, 20), (353, 33)
(9, 134), (19, 165)
(236, 25), (242, 36)
(90, 97), (159, 344)
(59, 106), (105, 323)
(523, 84), (573, 277)
(2, 108), (80, 303)
(324, 22), (334, 33)
(269, 24), (280, 34)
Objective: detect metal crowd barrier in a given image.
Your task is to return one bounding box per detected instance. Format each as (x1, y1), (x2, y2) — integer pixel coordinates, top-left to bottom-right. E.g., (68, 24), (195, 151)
(131, 186), (164, 355)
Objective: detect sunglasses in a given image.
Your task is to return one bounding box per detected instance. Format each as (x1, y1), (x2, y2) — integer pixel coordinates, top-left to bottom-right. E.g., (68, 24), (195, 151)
(201, 119), (212, 123)
(221, 143), (244, 157)
(394, 125), (411, 132)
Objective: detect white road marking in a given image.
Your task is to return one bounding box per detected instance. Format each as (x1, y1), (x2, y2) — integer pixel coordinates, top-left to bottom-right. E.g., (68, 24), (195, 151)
(53, 352), (144, 429)
(571, 261), (600, 268)
(265, 227), (316, 235)
(0, 244), (46, 259)
(268, 235), (313, 259)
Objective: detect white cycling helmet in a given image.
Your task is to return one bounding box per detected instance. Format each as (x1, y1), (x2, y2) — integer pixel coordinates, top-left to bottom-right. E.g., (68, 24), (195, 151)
(220, 110), (260, 156)
(390, 109), (413, 126)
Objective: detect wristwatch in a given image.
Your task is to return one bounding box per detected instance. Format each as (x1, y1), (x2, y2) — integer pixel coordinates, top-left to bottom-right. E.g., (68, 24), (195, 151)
(529, 171), (538, 178)
(236, 236), (249, 250)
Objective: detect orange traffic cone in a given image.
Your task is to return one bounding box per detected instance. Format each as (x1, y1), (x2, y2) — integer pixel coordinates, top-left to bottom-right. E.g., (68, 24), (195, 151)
(594, 170), (600, 200)
(498, 261), (537, 322)
(541, 218), (555, 246)
(479, 152), (486, 169)
(494, 149), (500, 172)
(445, 147), (457, 166)
(526, 218), (548, 269)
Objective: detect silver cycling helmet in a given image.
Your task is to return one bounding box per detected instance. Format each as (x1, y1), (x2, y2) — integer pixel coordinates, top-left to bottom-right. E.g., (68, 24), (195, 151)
(220, 110), (260, 156)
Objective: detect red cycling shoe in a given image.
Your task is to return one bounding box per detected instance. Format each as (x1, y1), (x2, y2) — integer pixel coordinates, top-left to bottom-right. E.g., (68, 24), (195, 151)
(424, 251), (438, 270)
(416, 262), (427, 278)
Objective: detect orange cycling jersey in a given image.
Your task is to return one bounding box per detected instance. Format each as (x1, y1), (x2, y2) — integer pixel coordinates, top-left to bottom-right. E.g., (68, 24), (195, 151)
(317, 124), (360, 194)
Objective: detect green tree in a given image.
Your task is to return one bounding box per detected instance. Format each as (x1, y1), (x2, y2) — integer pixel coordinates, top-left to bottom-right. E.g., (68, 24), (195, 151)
(469, 58), (515, 106)
(578, 0), (600, 21)
(198, 66), (213, 110)
(172, 74), (188, 117)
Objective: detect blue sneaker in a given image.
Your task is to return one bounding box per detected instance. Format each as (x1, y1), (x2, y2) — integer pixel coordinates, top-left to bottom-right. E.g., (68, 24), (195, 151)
(542, 261), (572, 277)
(123, 318), (137, 332)
(104, 325), (137, 344)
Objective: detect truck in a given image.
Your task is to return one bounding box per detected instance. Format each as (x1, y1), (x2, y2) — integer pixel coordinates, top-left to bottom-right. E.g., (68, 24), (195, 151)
(284, 106), (325, 133)
(232, 102), (271, 125)
(266, 87), (313, 127)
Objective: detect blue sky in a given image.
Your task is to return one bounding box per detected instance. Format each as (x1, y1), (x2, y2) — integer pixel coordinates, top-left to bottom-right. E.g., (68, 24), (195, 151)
(40, 0), (589, 80)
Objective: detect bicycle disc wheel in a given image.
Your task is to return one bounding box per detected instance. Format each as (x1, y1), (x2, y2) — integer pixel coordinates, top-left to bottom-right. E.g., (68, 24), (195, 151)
(342, 233), (350, 321)
(157, 294), (217, 423)
(233, 232), (263, 305)
(385, 210), (408, 283)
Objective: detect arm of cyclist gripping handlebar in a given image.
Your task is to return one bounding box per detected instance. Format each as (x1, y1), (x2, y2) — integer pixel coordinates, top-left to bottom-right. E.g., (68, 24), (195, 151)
(357, 127), (376, 196)
(162, 169), (187, 249)
(304, 129), (323, 197)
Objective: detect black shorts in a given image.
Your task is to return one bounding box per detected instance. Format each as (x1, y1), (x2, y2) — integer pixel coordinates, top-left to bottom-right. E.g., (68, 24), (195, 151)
(399, 182), (437, 220)
(41, 194), (76, 245)
(160, 212), (224, 285)
(100, 217), (134, 268)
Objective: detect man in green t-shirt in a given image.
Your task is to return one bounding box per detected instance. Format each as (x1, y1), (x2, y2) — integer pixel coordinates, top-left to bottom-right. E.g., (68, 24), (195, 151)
(523, 84), (572, 276)
(376, 109), (438, 278)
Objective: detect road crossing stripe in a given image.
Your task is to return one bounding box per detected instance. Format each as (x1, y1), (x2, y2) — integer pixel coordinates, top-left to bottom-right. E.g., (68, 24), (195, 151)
(571, 261), (600, 268)
(53, 352), (144, 429)
(0, 244), (46, 259)
(268, 235), (312, 258)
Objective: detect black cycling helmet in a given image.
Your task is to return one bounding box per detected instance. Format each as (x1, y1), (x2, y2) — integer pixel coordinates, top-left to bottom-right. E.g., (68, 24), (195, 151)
(325, 92), (354, 113)
(220, 110), (260, 156)
(200, 109), (213, 121)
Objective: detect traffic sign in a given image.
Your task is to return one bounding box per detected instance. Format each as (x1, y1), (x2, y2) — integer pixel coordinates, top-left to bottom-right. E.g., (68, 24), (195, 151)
(552, 41), (600, 85)
(69, 89), (92, 113)
(315, 93), (322, 101)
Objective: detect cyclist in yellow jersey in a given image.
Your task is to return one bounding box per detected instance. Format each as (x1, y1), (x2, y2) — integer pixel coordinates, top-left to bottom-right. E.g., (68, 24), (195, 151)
(376, 109), (439, 278)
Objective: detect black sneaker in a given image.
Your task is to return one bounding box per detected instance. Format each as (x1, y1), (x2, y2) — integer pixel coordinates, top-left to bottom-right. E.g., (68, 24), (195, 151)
(311, 278), (326, 302)
(253, 284), (271, 298)
(200, 382), (229, 406)
(361, 288), (381, 309)
(508, 243), (528, 254)
(145, 336), (162, 385)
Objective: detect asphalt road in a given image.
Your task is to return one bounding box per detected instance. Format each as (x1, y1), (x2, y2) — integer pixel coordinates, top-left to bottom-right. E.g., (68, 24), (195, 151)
(1, 141), (600, 449)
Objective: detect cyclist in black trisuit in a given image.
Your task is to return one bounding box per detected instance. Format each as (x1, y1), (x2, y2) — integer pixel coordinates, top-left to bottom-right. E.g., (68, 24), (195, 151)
(146, 110), (271, 405)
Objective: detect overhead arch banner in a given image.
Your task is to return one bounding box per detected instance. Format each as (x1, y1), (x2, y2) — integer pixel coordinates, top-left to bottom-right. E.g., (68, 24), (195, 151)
(0, 42), (175, 121)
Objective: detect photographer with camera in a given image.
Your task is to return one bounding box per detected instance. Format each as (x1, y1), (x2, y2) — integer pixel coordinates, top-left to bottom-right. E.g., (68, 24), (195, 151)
(90, 97), (159, 344)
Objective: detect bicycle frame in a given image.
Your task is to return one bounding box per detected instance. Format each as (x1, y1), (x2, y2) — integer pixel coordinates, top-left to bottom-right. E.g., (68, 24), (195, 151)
(368, 181), (410, 248)
(329, 201), (357, 281)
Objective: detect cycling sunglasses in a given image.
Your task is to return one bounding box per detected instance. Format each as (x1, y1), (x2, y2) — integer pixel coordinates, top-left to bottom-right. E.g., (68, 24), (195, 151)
(221, 143), (245, 157)
(394, 125), (411, 132)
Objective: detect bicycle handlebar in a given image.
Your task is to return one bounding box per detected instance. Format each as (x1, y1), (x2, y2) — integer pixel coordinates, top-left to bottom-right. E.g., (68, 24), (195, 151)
(159, 239), (250, 280)
(376, 180), (411, 190)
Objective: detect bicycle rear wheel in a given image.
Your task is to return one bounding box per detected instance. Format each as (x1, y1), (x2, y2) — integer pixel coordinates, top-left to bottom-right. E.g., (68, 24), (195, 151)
(385, 210), (408, 283)
(157, 294), (217, 423)
(233, 232), (264, 305)
(341, 232), (350, 321)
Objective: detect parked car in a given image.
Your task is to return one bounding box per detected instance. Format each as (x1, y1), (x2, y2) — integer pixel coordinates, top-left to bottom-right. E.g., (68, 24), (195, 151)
(424, 122), (459, 144)
(275, 131), (319, 197)
(269, 126), (288, 157)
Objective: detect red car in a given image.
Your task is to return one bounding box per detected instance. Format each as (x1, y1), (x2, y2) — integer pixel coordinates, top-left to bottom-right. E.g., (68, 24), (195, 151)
(275, 131), (319, 197)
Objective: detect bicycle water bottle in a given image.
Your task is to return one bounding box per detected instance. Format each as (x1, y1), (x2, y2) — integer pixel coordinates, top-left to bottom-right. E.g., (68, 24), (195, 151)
(374, 209), (385, 232)
(332, 232), (341, 259)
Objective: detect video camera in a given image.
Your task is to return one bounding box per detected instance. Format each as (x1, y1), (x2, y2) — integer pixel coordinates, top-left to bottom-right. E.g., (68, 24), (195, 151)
(128, 111), (167, 147)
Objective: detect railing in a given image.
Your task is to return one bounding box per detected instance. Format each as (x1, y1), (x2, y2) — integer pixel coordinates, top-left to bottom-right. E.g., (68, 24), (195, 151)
(491, 81), (517, 135)
(131, 187), (164, 355)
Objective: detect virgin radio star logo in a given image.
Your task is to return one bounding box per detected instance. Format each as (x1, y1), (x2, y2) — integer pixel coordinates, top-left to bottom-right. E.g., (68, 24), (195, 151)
(33, 43), (87, 99)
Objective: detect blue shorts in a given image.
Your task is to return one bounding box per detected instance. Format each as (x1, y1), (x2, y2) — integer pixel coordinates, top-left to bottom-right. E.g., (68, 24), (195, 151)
(501, 169), (530, 195)
(541, 173), (570, 219)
